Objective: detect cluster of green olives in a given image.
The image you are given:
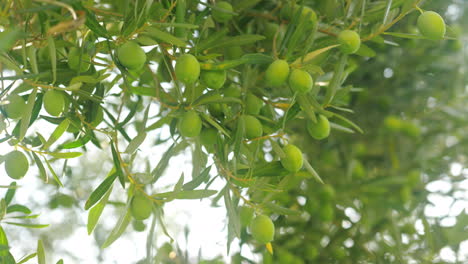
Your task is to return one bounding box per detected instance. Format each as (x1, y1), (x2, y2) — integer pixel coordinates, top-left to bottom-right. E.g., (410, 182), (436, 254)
(265, 59), (313, 94)
(175, 54), (228, 90)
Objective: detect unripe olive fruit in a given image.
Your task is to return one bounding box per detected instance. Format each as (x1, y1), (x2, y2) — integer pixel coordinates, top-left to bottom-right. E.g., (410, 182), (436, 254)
(117, 42), (147, 70)
(132, 220), (146, 232)
(417, 11), (446, 40)
(289, 69), (313, 93)
(245, 93), (263, 115)
(338, 30), (361, 54)
(68, 47), (91, 72)
(43, 90), (66, 117)
(250, 215), (275, 244)
(239, 206), (254, 227)
(175, 54), (200, 84)
(338, 32), (360, 54)
(280, 144), (303, 172)
(200, 127), (218, 152)
(130, 194), (153, 220)
(265, 60), (290, 87)
(307, 115), (330, 140)
(242, 115), (263, 139)
(4, 94), (26, 119)
(178, 111), (202, 138)
(5, 150), (29, 179)
(200, 70), (226, 89)
(212, 1), (233, 23)
(223, 85), (241, 98)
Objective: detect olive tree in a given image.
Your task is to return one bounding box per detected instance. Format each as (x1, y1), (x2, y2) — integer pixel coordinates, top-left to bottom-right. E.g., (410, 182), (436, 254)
(0, 0), (465, 263)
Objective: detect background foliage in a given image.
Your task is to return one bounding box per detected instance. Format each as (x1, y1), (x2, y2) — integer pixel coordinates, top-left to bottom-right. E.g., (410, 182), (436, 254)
(0, 0), (466, 263)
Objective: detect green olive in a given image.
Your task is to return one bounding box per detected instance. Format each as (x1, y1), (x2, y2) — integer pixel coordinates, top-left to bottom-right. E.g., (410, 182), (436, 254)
(68, 47), (91, 72)
(265, 60), (290, 87)
(178, 111), (202, 138)
(117, 41), (147, 70)
(212, 1), (233, 23)
(280, 144), (303, 172)
(200, 127), (218, 152)
(242, 115), (263, 139)
(132, 220), (146, 232)
(250, 215), (275, 244)
(223, 85), (241, 98)
(5, 150), (29, 180)
(417, 11), (446, 40)
(43, 90), (66, 117)
(338, 30), (361, 54)
(239, 206), (255, 227)
(306, 115), (330, 140)
(175, 54), (200, 84)
(130, 194), (153, 220)
(4, 94), (26, 119)
(200, 70), (226, 89)
(289, 69), (313, 93)
(245, 93), (263, 115)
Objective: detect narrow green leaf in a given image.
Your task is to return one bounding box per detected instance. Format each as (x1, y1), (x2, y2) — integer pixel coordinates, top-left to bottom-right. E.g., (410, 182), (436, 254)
(19, 88), (38, 141)
(143, 27), (187, 47)
(152, 190), (217, 200)
(60, 134), (92, 149)
(303, 158), (324, 184)
(85, 173), (117, 210)
(292, 45), (339, 66)
(200, 113), (231, 138)
(332, 113), (364, 133)
(0, 28), (22, 52)
(87, 184), (113, 234)
(0, 226), (8, 257)
(205, 35), (265, 51)
(17, 253), (37, 264)
(43, 119), (70, 150)
(37, 240), (45, 264)
(32, 152), (48, 182)
(47, 151), (82, 159)
(6, 204), (31, 214)
(43, 158), (63, 187)
(151, 141), (189, 183)
(296, 94), (317, 123)
(125, 132), (147, 154)
(47, 36), (56, 83)
(183, 166), (212, 191)
(101, 205), (132, 248)
(4, 222), (49, 228)
(110, 142), (125, 188)
(85, 10), (110, 38)
(4, 182), (16, 206)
